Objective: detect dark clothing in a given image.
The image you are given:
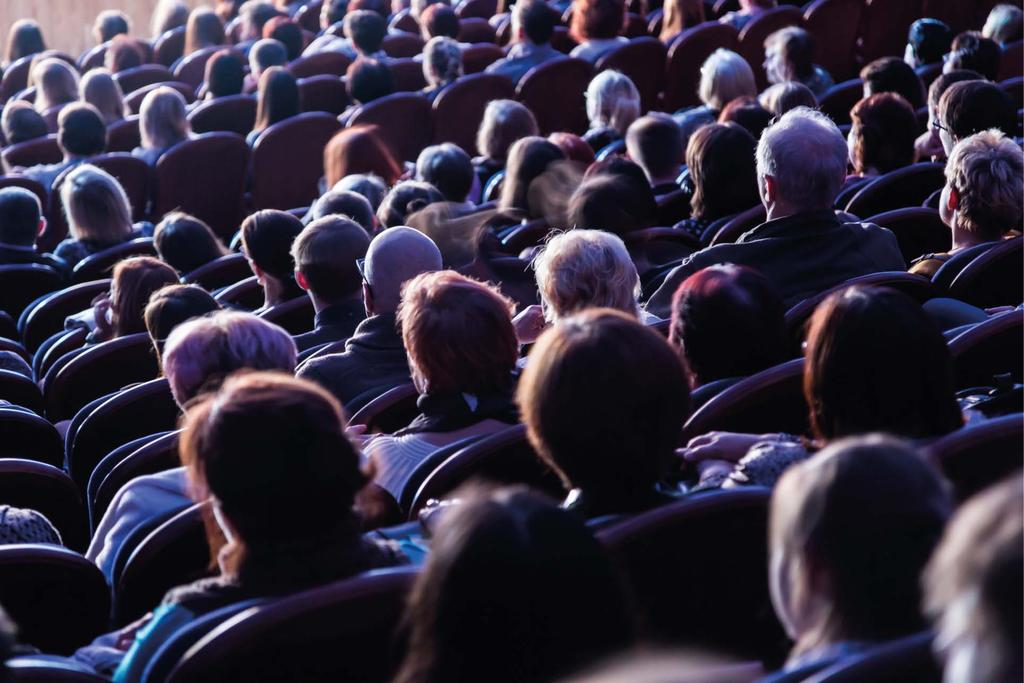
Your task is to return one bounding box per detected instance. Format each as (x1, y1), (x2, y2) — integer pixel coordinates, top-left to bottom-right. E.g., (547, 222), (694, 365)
(292, 299), (366, 353)
(646, 209), (906, 317)
(583, 126), (621, 153)
(296, 313), (411, 411)
(53, 224), (152, 271)
(0, 242), (66, 273)
(395, 387), (519, 436)
(652, 181), (681, 196)
(486, 42), (562, 85)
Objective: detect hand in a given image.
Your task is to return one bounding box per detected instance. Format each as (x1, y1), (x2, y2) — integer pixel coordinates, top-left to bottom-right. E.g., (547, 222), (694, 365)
(346, 423), (369, 447)
(92, 295), (113, 339)
(513, 305), (547, 345)
(676, 431), (778, 464)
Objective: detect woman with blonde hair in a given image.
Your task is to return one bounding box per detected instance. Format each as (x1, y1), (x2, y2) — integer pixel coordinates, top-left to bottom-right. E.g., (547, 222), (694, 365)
(659, 0), (705, 43)
(79, 69), (126, 125)
(583, 70), (640, 152)
(133, 86), (191, 166)
(184, 8), (226, 55)
(152, 0), (191, 39)
(31, 58), (79, 115)
(673, 48), (756, 148)
(55, 164), (141, 268)
(474, 99), (539, 189)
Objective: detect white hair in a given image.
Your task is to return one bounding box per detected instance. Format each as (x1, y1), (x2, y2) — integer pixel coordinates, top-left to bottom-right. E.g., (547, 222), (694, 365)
(698, 48), (756, 111)
(755, 106), (848, 210)
(585, 70), (640, 135)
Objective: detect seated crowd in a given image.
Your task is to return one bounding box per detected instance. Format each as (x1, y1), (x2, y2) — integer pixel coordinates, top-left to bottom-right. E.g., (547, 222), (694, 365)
(0, 0), (1020, 682)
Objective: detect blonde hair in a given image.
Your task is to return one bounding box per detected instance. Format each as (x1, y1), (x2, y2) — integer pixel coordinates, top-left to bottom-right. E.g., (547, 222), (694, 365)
(139, 86), (191, 150)
(585, 70), (640, 135)
(476, 99), (538, 162)
(532, 229), (641, 321)
(698, 48), (756, 111)
(422, 36), (462, 88)
(60, 164), (134, 244)
(944, 129), (1024, 240)
(79, 68), (126, 124)
(32, 58), (79, 113)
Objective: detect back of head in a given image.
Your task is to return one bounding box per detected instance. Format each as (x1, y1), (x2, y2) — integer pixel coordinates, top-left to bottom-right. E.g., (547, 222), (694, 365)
(61, 164), (133, 244)
(570, 0), (625, 42)
(312, 190), (376, 232)
(363, 226), (443, 312)
(325, 126), (402, 187)
(500, 136), (565, 213)
(0, 187), (42, 247)
(240, 208), (304, 283)
(80, 69), (126, 124)
(770, 435), (951, 651)
(205, 49), (245, 97)
(944, 130), (1024, 242)
(946, 31), (1002, 81)
(349, 0), (388, 19)
(145, 284), (222, 357)
(476, 99), (538, 163)
(518, 308), (689, 501)
(699, 48), (757, 111)
(907, 18), (952, 65)
(717, 96), (772, 140)
(154, 212), (227, 273)
(660, 0), (705, 42)
(415, 143), (474, 202)
(687, 122), (759, 220)
(57, 103), (107, 158)
(263, 17), (302, 60)
(104, 36), (144, 73)
(548, 132), (595, 165)
(395, 487), (634, 683)
(377, 181), (445, 228)
(110, 256), (181, 337)
(33, 58), (79, 112)
(585, 70), (640, 135)
(759, 81), (817, 118)
(249, 38), (287, 74)
(983, 3), (1024, 45)
(185, 9), (226, 54)
(346, 57), (394, 104)
(323, 0), (349, 27)
(514, 0), (557, 45)
(420, 4), (459, 40)
(95, 10), (131, 44)
(1, 101), (48, 145)
(756, 106), (848, 212)
(398, 270), (517, 395)
(163, 310), (297, 404)
(334, 173), (388, 211)
(140, 86), (190, 150)
(849, 92), (918, 175)
(255, 66), (300, 132)
(925, 475), (1023, 683)
(764, 26), (815, 82)
(625, 113), (683, 183)
(567, 172), (654, 234)
(804, 286), (962, 441)
(240, 0), (285, 40)
(153, 0), (191, 37)
(291, 216), (370, 303)
(860, 56), (925, 108)
(927, 69), (982, 115)
(670, 264), (786, 387)
(940, 80), (1016, 144)
(423, 36), (463, 87)
(344, 9), (387, 53)
(6, 19), (46, 64)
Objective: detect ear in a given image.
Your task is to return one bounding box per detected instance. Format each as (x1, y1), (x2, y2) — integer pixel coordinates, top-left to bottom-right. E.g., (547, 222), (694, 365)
(295, 270), (311, 291)
(36, 217), (46, 238)
(363, 281), (375, 316)
(762, 174), (777, 204)
(946, 187), (959, 212)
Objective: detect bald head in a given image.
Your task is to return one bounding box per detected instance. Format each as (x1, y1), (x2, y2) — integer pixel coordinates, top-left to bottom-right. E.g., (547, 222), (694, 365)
(364, 227), (443, 314)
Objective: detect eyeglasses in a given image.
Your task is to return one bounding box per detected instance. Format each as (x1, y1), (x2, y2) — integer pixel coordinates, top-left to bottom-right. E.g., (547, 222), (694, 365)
(356, 258), (370, 289)
(931, 120), (948, 134)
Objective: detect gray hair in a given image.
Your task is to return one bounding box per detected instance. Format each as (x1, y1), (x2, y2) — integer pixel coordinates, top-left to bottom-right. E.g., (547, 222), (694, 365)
(698, 48), (756, 111)
(756, 106), (848, 211)
(422, 36), (462, 88)
(585, 70), (640, 135)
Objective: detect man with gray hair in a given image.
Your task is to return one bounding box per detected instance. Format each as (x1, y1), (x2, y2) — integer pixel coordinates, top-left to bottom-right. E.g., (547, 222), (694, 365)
(646, 107), (904, 316)
(297, 226), (443, 411)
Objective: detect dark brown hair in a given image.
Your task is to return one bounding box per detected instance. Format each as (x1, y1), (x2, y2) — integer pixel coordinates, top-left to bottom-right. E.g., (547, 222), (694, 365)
(185, 9), (226, 55)
(686, 122), (759, 221)
(154, 212), (228, 274)
(110, 256), (181, 337)
(253, 66), (300, 134)
(324, 125), (402, 187)
(849, 92), (919, 175)
(569, 0), (625, 42)
(291, 216), (370, 302)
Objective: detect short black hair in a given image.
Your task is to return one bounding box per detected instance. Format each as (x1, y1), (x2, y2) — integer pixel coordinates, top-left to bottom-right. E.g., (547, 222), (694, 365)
(204, 49), (245, 98)
(516, 0), (557, 45)
(907, 18), (952, 65)
(860, 57), (925, 108)
(946, 31), (1002, 81)
(58, 103), (107, 157)
(345, 57), (394, 104)
(940, 79), (1017, 141)
(416, 143), (474, 202)
(0, 186), (42, 246)
(344, 9), (387, 55)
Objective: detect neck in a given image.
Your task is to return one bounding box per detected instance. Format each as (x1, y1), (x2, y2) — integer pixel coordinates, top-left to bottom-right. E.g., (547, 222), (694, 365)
(312, 292), (360, 315)
(649, 173), (678, 188)
(262, 276), (287, 307)
(951, 225), (994, 251)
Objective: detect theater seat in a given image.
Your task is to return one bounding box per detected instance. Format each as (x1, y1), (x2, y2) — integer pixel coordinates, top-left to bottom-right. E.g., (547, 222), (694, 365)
(348, 93), (433, 163)
(596, 37), (667, 114)
(214, 276), (264, 310)
(947, 236), (1023, 309)
(456, 0), (498, 19)
(258, 296), (315, 335)
(707, 204), (767, 245)
(461, 43), (505, 74)
(6, 655), (112, 682)
(844, 162), (945, 217)
(0, 459), (87, 552)
(298, 75), (349, 115)
(737, 6), (804, 89)
(89, 431), (180, 532)
(173, 46), (225, 89)
(381, 33), (425, 59)
(0, 407), (63, 466)
(925, 413), (1023, 504)
(858, 0), (922, 65)
(863, 207), (951, 264)
(349, 382), (420, 434)
(288, 51), (352, 79)
(251, 113), (340, 210)
(432, 73), (515, 155)
(819, 78), (864, 126)
(114, 65), (175, 96)
(154, 26), (187, 67)
(0, 264), (63, 321)
(806, 631), (940, 682)
(188, 94), (258, 136)
(124, 82), (196, 115)
(18, 279), (109, 354)
(1, 135), (62, 171)
(71, 238), (158, 284)
(516, 57), (593, 135)
(183, 253), (252, 291)
(457, 18), (497, 44)
(0, 369), (44, 415)
(948, 309), (1023, 389)
(107, 115), (142, 152)
(388, 58), (428, 91)
(802, 0), (864, 82)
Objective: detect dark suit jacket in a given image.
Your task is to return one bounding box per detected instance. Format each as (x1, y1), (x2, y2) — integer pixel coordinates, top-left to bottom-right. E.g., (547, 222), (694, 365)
(293, 299), (366, 353)
(0, 244), (66, 274)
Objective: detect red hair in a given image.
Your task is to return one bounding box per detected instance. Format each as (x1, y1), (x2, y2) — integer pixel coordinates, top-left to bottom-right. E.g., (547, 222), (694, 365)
(569, 0), (625, 42)
(323, 125), (403, 188)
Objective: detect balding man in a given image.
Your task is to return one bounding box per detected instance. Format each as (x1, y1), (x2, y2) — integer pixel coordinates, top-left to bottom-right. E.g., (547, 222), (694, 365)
(297, 226), (443, 411)
(646, 107), (904, 316)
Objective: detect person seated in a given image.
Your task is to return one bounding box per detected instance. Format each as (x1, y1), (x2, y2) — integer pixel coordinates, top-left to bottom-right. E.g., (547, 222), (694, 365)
(244, 38), (287, 93)
(110, 372), (406, 680)
(944, 31), (1001, 81)
(759, 81), (817, 118)
(240, 209), (305, 310)
(659, 0), (705, 43)
(262, 16), (303, 60)
(4, 19), (46, 69)
(86, 311), (298, 581)
(183, 8), (226, 56)
(0, 187), (62, 270)
(765, 435), (951, 678)
(307, 190), (377, 232)
(422, 36), (463, 101)
(153, 0), (190, 37)
(197, 49), (245, 101)
(302, 0), (353, 56)
(763, 27), (833, 97)
(673, 49), (757, 151)
(18, 103), (106, 192)
(494, 136), (566, 223)
(143, 284), (221, 358)
(79, 69), (126, 126)
(344, 57), (394, 110)
(548, 131), (595, 165)
(0, 505), (62, 546)
(904, 18), (951, 69)
(236, 0), (285, 43)
(983, 3), (1024, 46)
(54, 165), (148, 269)
(910, 130), (1023, 277)
(936, 79), (1017, 156)
(132, 86), (191, 166)
(103, 35), (146, 74)
(1, 101), (48, 147)
(323, 125), (402, 190)
(30, 57), (79, 115)
(924, 475), (1023, 683)
(473, 100), (539, 189)
(344, 9), (387, 59)
(717, 96), (772, 139)
(290, 216), (370, 350)
(720, 0), (775, 32)
(298, 226), (442, 409)
(846, 92), (919, 182)
(363, 271), (521, 501)
(860, 56), (925, 109)
(415, 143), (475, 212)
(333, 173), (389, 213)
(569, 0), (628, 63)
(87, 256), (180, 345)
(392, 488), (634, 683)
(914, 70), (981, 163)
(376, 181), (445, 228)
(625, 114), (683, 196)
(583, 70), (640, 152)
(246, 66), (300, 145)
(518, 308), (689, 518)
(567, 171), (655, 236)
(154, 212), (228, 275)
(420, 4), (460, 40)
(646, 108), (905, 316)
(669, 264), (786, 390)
(486, 0), (561, 84)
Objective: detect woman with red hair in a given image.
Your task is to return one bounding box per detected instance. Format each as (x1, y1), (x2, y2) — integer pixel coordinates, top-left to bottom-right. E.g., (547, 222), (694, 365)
(569, 0), (628, 63)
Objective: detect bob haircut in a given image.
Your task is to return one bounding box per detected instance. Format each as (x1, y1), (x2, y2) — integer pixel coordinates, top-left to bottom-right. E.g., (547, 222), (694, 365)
(849, 92), (919, 175)
(686, 122), (759, 221)
(32, 58), (79, 113)
(585, 70), (640, 135)
(6, 20), (46, 66)
(60, 164), (134, 245)
(139, 86), (191, 151)
(476, 100), (538, 163)
(154, 212), (228, 274)
(324, 126), (403, 187)
(569, 0), (625, 43)
(79, 69), (126, 124)
(185, 9), (226, 55)
(108, 257), (180, 337)
(698, 49), (756, 111)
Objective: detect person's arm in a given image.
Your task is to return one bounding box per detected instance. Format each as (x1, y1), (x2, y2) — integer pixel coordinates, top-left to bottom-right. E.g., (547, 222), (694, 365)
(643, 255), (700, 319)
(113, 605), (195, 683)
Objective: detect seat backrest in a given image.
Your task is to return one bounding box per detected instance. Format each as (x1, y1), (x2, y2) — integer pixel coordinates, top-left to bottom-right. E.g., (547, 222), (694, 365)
(167, 567), (418, 683)
(381, 32), (426, 58)
(737, 6), (804, 89)
(188, 94), (258, 136)
(124, 81), (196, 115)
(296, 0), (324, 30)
(621, 226), (699, 267)
(818, 77), (863, 126)
(925, 413), (1024, 504)
(863, 207), (951, 264)
(107, 115), (142, 152)
(90, 431), (181, 534)
(214, 275), (265, 310)
(0, 51), (76, 103)
(0, 264), (63, 320)
(665, 22), (739, 112)
(288, 51), (352, 79)
(0, 369), (43, 415)
(859, 0), (923, 64)
(114, 65), (175, 96)
(154, 26), (188, 67)
(707, 204), (767, 245)
(930, 241), (993, 292)
(34, 327), (88, 381)
(183, 252), (252, 291)
(432, 73), (515, 155)
(595, 37), (667, 113)
(298, 75), (349, 114)
(844, 162), (945, 217)
(154, 133), (251, 238)
(999, 38), (1024, 80)
(0, 544), (110, 655)
(458, 18), (498, 44)
(680, 358), (808, 442)
(806, 632), (940, 683)
(348, 92), (433, 163)
(456, 0), (498, 19)
(0, 459), (87, 552)
(251, 112), (341, 210)
(18, 279), (110, 354)
(71, 237), (158, 284)
(89, 153), (154, 221)
(387, 57), (429, 91)
(948, 309), (1023, 389)
(802, 0), (865, 82)
(0, 407), (63, 467)
(1, 134), (62, 171)
(0, 176), (46, 211)
(7, 655), (113, 682)
(388, 8), (420, 34)
(461, 43), (505, 74)
(597, 488), (788, 662)
(516, 57), (592, 135)
(173, 46), (222, 89)
(947, 236), (1023, 309)
(257, 296), (315, 335)
(349, 382), (420, 433)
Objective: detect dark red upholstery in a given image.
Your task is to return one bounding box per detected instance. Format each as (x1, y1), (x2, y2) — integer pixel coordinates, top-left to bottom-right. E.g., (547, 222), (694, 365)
(214, 275), (264, 310)
(862, 207), (951, 264)
(381, 33), (425, 59)
(41, 103), (69, 134)
(388, 58), (429, 91)
(289, 51), (352, 79)
(71, 238), (158, 284)
(106, 115), (142, 152)
(707, 204), (767, 245)
(154, 133), (250, 238)
(432, 74), (515, 155)
(819, 77), (863, 125)
(251, 113), (340, 210)
(499, 219), (550, 253)
(462, 43), (505, 74)
(0, 52), (76, 103)
(188, 94), (258, 136)
(2, 135), (62, 172)
(663, 24), (739, 111)
(183, 252), (252, 290)
(296, 0), (324, 30)
(124, 81), (196, 115)
(0, 264), (63, 319)
(844, 162), (945, 217)
(154, 26), (187, 67)
(596, 37), (667, 113)
(18, 279), (110, 353)
(298, 75), (349, 114)
(858, 0), (923, 65)
(999, 39), (1024, 81)
(737, 6), (804, 89)
(257, 296), (315, 335)
(349, 382), (420, 434)
(948, 309), (1023, 389)
(173, 46), (223, 89)
(551, 25), (578, 54)
(348, 93), (433, 162)
(516, 57), (593, 135)
(654, 188), (692, 226)
(808, 632), (940, 682)
(458, 18), (498, 43)
(114, 65), (175, 96)
(947, 236), (1023, 309)
(926, 413), (1024, 504)
(0, 459), (87, 552)
(0, 369), (44, 416)
(89, 153), (153, 221)
(0, 407), (62, 467)
(90, 431), (180, 532)
(388, 8), (420, 34)
(803, 0), (865, 82)
(456, 0), (498, 19)
(622, 227), (699, 268)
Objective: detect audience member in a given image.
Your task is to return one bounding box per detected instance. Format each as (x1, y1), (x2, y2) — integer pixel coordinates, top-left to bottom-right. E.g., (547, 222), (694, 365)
(308, 190), (377, 232)
(377, 181), (445, 228)
(154, 212), (228, 274)
(345, 57), (395, 105)
(4, 19), (46, 67)
(420, 4), (460, 40)
(758, 81), (817, 118)
(334, 173), (389, 212)
(302, 0), (354, 56)
(486, 0), (561, 84)
(717, 96), (773, 140)
(548, 132), (595, 165)
(93, 10), (130, 46)
(569, 0), (628, 63)
(31, 58), (79, 114)
(624, 114), (683, 195)
(473, 100), (539, 188)
(0, 506), (62, 546)
(133, 86), (191, 166)
(720, 0), (775, 32)
(659, 0), (705, 43)
(861, 56), (926, 108)
(20, 103), (106, 191)
(103, 35), (144, 73)
(847, 92), (918, 179)
(567, 172), (654, 235)
(324, 126), (403, 188)
(904, 18), (952, 68)
(298, 226), (443, 409)
(415, 143), (474, 207)
(247, 66), (300, 145)
(152, 0), (191, 39)
(344, 9), (387, 57)
(240, 209), (305, 309)
(944, 31), (1001, 81)
(79, 69), (126, 125)
(88, 256), (180, 344)
(184, 8), (226, 55)
(583, 70), (640, 152)
(498, 136), (565, 219)
(763, 27), (833, 97)
(674, 49), (756, 150)
(914, 70), (981, 162)
(0, 187), (61, 270)
(199, 49), (245, 100)
(262, 16), (303, 60)
(237, 1), (285, 43)
(937, 79), (1017, 155)
(54, 164), (142, 269)
(245, 38), (288, 93)
(1, 101), (48, 147)
(983, 3), (1024, 45)
(144, 284), (222, 358)
(422, 37), (463, 100)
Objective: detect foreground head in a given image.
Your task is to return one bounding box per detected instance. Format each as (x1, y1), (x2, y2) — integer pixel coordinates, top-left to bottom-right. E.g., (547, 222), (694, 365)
(291, 216), (371, 306)
(144, 284), (222, 358)
(941, 130), (1024, 242)
(362, 226), (443, 315)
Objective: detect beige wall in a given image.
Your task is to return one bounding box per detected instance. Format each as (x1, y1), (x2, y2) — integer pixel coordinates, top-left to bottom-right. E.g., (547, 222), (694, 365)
(1, 0), (204, 62)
